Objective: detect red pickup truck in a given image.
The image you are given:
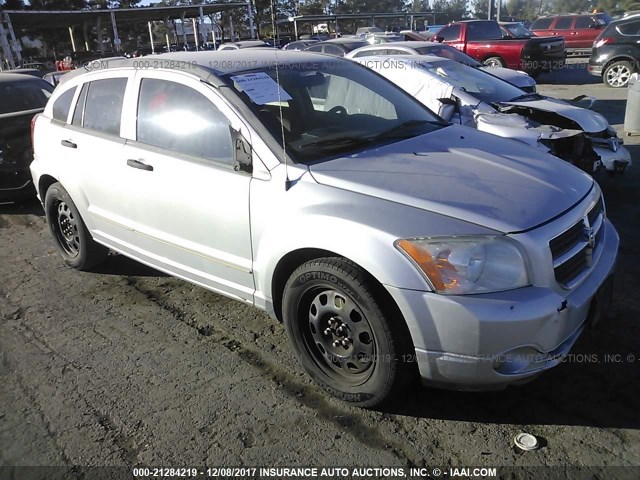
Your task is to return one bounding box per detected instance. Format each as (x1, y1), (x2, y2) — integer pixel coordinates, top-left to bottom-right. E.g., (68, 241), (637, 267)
(432, 20), (565, 75)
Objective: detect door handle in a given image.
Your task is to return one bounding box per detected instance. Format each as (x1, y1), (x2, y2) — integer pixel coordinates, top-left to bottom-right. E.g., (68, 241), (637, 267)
(61, 140), (77, 148)
(127, 159), (154, 171)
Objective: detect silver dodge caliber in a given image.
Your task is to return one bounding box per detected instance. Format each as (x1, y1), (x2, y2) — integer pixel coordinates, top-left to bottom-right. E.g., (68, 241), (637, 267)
(31, 50), (618, 407)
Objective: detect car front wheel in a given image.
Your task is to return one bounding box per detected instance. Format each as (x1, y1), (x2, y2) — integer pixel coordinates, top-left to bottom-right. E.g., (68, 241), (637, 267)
(483, 56), (505, 68)
(282, 257), (413, 408)
(44, 182), (108, 270)
(603, 61), (633, 88)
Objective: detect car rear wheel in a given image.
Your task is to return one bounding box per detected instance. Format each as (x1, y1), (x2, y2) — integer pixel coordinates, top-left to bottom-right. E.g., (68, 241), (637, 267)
(483, 56), (505, 68)
(603, 61), (633, 88)
(44, 182), (108, 270)
(282, 257), (413, 408)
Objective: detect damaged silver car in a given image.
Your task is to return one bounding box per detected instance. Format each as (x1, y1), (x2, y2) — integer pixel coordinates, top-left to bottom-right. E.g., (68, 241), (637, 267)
(357, 55), (631, 174)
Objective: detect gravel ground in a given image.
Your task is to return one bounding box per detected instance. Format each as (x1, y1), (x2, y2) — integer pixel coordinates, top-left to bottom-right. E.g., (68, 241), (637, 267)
(1, 62), (639, 479)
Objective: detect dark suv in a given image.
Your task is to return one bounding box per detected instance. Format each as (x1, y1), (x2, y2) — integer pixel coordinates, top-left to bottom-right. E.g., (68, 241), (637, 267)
(588, 16), (640, 87)
(530, 13), (612, 56)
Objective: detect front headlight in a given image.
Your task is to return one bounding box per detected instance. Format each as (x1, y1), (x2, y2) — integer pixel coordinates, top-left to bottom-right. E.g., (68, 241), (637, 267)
(395, 236), (529, 295)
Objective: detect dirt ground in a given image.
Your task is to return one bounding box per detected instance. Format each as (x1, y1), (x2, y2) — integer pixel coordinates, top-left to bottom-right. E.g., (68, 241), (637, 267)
(1, 62), (639, 479)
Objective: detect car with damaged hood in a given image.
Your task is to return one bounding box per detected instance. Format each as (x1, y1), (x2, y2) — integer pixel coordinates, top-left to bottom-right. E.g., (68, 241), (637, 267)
(31, 50), (618, 407)
(355, 55), (631, 174)
(345, 41), (537, 92)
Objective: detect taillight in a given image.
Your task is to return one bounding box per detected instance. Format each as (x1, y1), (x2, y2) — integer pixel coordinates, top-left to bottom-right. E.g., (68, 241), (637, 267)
(593, 37), (613, 48)
(31, 114), (39, 151)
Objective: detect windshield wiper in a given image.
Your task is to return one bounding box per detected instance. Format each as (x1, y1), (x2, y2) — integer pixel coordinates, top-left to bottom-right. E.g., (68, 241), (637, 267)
(299, 136), (373, 151)
(372, 119), (443, 140)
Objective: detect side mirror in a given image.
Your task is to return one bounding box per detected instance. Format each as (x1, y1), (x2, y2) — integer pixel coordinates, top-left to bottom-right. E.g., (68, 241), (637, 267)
(433, 35), (444, 43)
(502, 34), (513, 39)
(437, 97), (457, 122)
(589, 22), (602, 28)
(231, 128), (253, 174)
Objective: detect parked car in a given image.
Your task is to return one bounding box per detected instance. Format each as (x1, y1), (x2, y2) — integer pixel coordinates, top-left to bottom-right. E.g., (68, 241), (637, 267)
(217, 40), (272, 51)
(530, 13), (612, 56)
(588, 15), (640, 87)
(0, 73), (53, 202)
(431, 20), (566, 75)
(282, 40), (320, 51)
(32, 50), (618, 407)
(346, 41), (537, 92)
(304, 38), (369, 56)
(355, 55), (631, 174)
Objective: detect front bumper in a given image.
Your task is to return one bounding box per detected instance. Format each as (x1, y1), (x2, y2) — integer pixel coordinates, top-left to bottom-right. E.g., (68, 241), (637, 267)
(594, 145), (631, 173)
(386, 220), (619, 390)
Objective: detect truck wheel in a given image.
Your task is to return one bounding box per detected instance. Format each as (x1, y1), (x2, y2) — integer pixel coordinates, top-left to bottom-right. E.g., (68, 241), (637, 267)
(483, 56), (505, 68)
(603, 61), (633, 88)
(282, 257), (413, 408)
(44, 182), (108, 270)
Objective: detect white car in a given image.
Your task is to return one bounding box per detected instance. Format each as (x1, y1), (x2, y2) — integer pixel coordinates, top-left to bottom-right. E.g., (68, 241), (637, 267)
(345, 41), (538, 92)
(357, 55), (631, 174)
(31, 51), (618, 407)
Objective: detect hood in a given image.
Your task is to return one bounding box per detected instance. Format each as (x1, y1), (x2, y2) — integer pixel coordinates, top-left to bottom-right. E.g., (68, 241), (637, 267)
(308, 125), (593, 233)
(501, 97), (610, 133)
(480, 67), (536, 89)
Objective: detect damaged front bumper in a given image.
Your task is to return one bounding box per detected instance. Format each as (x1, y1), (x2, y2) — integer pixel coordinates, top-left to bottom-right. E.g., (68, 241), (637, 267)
(591, 141), (631, 173)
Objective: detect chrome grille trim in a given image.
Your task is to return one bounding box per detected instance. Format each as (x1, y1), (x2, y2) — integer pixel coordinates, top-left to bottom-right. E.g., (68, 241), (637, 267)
(550, 197), (604, 288)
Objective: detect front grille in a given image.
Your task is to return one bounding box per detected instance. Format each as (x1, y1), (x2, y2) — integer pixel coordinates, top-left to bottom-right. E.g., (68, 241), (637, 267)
(550, 198), (604, 287)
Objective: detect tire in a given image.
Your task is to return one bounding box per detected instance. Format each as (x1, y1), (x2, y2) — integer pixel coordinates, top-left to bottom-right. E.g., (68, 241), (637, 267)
(282, 257), (413, 408)
(603, 61), (633, 88)
(44, 182), (108, 270)
(483, 56), (505, 68)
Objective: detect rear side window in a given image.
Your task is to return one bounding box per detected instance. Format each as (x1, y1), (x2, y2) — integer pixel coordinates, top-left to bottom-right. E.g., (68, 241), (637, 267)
(438, 24), (461, 41)
(136, 78), (233, 164)
(305, 44), (323, 52)
(323, 45), (345, 56)
(574, 17), (593, 29)
(531, 18), (554, 30)
(81, 78), (127, 136)
(467, 21), (502, 40)
(52, 87), (76, 122)
(617, 20), (640, 36)
(554, 17), (574, 30)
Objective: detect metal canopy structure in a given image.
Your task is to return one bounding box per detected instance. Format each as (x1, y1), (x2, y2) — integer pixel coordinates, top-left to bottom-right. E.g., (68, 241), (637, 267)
(0, 3), (253, 69)
(3, 4), (249, 29)
(286, 12), (445, 38)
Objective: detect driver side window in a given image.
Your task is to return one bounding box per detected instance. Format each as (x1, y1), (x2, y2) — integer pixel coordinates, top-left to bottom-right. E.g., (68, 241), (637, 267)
(136, 78), (233, 165)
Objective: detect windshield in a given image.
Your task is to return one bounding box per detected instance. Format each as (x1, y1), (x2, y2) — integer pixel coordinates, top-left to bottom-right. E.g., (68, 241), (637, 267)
(418, 60), (526, 104)
(223, 59), (446, 163)
(413, 45), (481, 67)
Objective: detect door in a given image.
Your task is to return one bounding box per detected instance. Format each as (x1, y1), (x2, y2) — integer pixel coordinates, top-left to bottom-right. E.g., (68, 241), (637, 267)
(572, 16), (601, 49)
(437, 24), (465, 52)
(117, 72), (254, 302)
(553, 17), (576, 47)
(61, 73), (135, 246)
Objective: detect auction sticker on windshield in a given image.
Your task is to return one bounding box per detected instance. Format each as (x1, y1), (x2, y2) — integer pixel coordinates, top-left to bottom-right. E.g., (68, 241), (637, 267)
(230, 72), (292, 105)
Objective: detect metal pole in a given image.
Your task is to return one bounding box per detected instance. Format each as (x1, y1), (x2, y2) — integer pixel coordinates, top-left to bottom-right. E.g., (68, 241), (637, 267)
(496, 0), (502, 22)
(199, 6), (206, 45)
(192, 18), (199, 50)
(180, 12), (188, 46)
(110, 10), (121, 53)
(68, 26), (77, 52)
(247, 0), (256, 39)
(166, 33), (170, 52)
(148, 21), (155, 54)
(293, 19), (298, 39)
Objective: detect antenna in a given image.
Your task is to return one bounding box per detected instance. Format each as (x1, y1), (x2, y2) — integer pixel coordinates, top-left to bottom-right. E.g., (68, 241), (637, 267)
(269, 0), (292, 191)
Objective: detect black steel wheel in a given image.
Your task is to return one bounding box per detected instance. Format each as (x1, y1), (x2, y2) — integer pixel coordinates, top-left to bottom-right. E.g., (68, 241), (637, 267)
(44, 182), (108, 270)
(283, 257), (413, 407)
